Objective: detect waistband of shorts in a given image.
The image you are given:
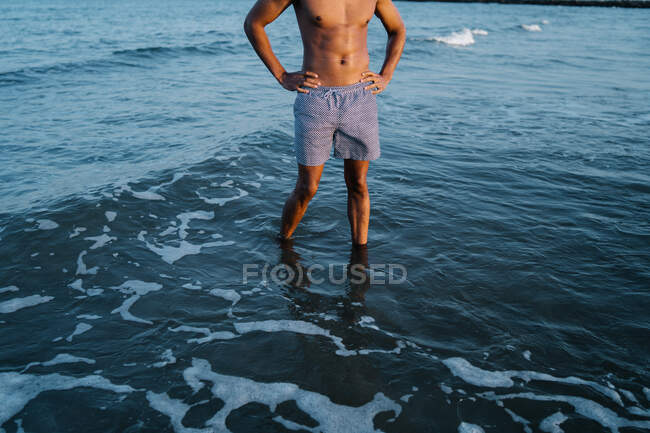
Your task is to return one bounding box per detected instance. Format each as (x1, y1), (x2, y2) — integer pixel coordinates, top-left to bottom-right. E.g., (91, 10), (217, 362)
(309, 81), (367, 94)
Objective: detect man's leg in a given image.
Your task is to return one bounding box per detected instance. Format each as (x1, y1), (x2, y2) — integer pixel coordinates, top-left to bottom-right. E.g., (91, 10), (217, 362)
(279, 163), (324, 239)
(344, 160), (370, 246)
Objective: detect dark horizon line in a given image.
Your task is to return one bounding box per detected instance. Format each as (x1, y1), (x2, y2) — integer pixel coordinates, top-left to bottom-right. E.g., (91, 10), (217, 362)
(401, 0), (650, 8)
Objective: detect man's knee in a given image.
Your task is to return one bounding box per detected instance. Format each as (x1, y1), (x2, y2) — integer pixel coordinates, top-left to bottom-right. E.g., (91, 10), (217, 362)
(295, 179), (319, 201)
(345, 175), (368, 195)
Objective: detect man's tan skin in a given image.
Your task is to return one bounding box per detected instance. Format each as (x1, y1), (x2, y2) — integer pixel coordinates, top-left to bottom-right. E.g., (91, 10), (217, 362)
(244, 0), (405, 245)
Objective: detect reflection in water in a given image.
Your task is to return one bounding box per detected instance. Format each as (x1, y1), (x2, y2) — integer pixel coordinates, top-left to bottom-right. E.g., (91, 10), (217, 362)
(277, 239), (371, 325)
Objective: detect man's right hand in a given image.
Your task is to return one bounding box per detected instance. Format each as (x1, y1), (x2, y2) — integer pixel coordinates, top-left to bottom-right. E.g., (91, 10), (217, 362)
(280, 71), (321, 93)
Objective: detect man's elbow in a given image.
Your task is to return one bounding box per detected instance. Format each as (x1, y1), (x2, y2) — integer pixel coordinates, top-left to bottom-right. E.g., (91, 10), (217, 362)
(388, 23), (407, 40)
(243, 15), (264, 38)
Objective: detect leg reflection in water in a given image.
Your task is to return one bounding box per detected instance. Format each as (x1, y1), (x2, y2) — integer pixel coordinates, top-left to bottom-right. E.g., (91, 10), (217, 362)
(276, 240), (371, 325)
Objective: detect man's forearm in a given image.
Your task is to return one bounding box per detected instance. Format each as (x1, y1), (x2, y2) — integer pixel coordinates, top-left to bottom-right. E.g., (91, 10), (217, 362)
(243, 20), (286, 83)
(379, 30), (406, 80)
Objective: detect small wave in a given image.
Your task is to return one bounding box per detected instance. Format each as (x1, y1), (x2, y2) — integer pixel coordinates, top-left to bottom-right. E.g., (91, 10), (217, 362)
(0, 58), (145, 87)
(112, 40), (243, 59)
(471, 28), (489, 36)
(521, 24), (542, 32)
(0, 40), (242, 87)
(429, 28), (475, 47)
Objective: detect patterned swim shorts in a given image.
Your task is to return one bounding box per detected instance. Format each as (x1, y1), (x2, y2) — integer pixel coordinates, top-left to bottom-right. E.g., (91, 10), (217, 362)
(293, 81), (380, 166)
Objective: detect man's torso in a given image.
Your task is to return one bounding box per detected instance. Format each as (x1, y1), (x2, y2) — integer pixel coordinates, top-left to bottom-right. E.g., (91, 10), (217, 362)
(293, 0), (377, 86)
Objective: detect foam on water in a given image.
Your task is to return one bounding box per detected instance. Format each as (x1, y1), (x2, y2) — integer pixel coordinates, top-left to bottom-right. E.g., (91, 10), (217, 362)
(431, 28), (475, 46)
(153, 349), (176, 368)
(479, 391), (650, 432)
(176, 211), (214, 239)
(168, 325), (238, 344)
(36, 219), (59, 230)
(105, 211), (117, 222)
(504, 408), (533, 433)
(149, 358), (402, 433)
(22, 354), (96, 372)
(69, 227), (87, 238)
(234, 320), (356, 356)
(0, 286), (19, 294)
(443, 357), (625, 406)
(139, 230), (235, 264)
(197, 188), (249, 206)
(0, 372), (134, 426)
(539, 410), (567, 433)
(522, 24), (542, 32)
(471, 29), (488, 36)
(458, 422), (485, 433)
(208, 288), (241, 318)
(109, 281), (163, 324)
(0, 295), (54, 314)
(84, 233), (117, 249)
(65, 323), (92, 342)
(76, 251), (99, 275)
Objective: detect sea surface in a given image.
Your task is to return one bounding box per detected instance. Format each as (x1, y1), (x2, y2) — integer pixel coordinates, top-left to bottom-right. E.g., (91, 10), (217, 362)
(1, 1), (650, 432)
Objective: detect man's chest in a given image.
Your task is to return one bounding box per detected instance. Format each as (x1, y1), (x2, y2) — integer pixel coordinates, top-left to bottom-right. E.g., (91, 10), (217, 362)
(295, 0), (377, 27)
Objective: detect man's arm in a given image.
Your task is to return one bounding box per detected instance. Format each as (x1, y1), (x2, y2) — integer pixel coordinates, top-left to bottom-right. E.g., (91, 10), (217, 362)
(361, 0), (406, 94)
(243, 0), (321, 93)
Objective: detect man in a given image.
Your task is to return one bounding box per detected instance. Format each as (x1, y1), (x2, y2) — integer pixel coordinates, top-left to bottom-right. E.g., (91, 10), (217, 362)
(244, 0), (405, 246)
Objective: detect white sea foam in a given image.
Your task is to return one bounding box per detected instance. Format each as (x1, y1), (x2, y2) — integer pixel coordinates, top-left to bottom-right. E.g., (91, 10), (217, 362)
(182, 282), (202, 290)
(111, 296), (152, 324)
(68, 279), (84, 292)
(69, 227), (87, 238)
(110, 280), (162, 324)
(431, 28), (475, 46)
(0, 295), (53, 314)
(105, 211), (117, 222)
(522, 24), (542, 32)
(209, 288), (241, 318)
(142, 236), (234, 264)
(504, 408), (533, 433)
(619, 389), (638, 404)
(77, 314), (101, 320)
(644, 387), (650, 401)
(443, 357), (624, 406)
(197, 188), (249, 206)
(168, 325), (238, 344)
(84, 233), (117, 249)
(539, 410), (567, 433)
(0, 372), (134, 426)
(471, 29), (488, 36)
(22, 354), (96, 372)
(121, 185), (165, 201)
(112, 280), (162, 296)
(149, 358), (402, 433)
(36, 219), (59, 230)
(542, 19), (550, 25)
(76, 251), (99, 275)
(0, 285), (19, 294)
(118, 173), (186, 202)
(65, 323), (92, 342)
(480, 391), (650, 432)
(400, 394), (413, 403)
(153, 349), (176, 368)
(176, 211), (214, 239)
(234, 320), (356, 356)
(458, 422), (485, 433)
(523, 350), (531, 361)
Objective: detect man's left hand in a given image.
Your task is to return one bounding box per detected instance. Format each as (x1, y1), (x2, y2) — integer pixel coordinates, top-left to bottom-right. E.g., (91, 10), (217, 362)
(361, 71), (389, 95)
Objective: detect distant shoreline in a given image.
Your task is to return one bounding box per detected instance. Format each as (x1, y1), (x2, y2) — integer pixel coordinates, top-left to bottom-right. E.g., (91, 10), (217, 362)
(402, 0), (650, 8)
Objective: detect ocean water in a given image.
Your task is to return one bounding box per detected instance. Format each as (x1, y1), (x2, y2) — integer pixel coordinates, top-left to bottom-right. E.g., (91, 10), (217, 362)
(1, 0), (650, 432)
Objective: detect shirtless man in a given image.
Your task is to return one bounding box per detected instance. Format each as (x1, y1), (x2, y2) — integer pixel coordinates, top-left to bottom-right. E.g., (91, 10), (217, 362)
(244, 0), (405, 246)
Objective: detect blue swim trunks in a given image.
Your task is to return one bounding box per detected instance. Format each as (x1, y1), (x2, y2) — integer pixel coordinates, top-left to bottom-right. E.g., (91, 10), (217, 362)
(293, 81), (380, 166)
